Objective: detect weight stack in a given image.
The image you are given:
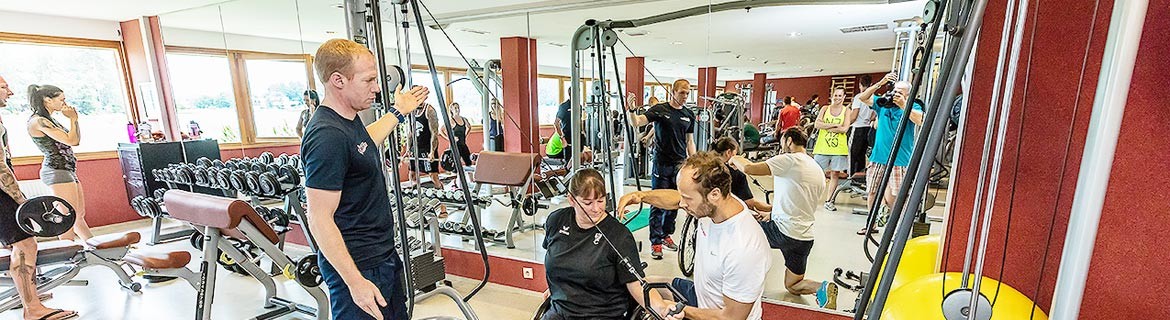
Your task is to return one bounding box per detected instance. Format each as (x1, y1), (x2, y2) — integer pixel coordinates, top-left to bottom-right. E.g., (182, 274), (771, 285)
(410, 249), (446, 292)
(911, 221), (932, 238)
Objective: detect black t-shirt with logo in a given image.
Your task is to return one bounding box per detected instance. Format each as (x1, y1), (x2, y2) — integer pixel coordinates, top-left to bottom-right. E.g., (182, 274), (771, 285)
(645, 103), (695, 166)
(543, 207), (643, 319)
(302, 106), (395, 269)
(727, 164), (754, 201)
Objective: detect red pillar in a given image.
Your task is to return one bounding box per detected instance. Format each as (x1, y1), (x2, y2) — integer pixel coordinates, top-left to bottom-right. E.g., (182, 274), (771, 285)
(500, 37), (539, 153)
(750, 73), (767, 124)
(697, 67), (718, 107)
(625, 57), (645, 106)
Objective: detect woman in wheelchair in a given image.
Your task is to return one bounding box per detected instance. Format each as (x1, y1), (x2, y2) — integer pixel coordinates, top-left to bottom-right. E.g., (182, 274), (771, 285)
(539, 168), (681, 320)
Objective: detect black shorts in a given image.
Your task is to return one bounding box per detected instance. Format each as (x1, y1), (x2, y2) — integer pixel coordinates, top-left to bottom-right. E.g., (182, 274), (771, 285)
(0, 192), (30, 246)
(760, 220), (814, 275)
(409, 151), (441, 173)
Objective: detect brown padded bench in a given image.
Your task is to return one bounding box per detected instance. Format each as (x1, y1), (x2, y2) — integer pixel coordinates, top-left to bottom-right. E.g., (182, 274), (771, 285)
(0, 241), (82, 270)
(125, 251), (192, 270)
(163, 190), (280, 245)
(86, 232), (141, 250)
(473, 151), (540, 187)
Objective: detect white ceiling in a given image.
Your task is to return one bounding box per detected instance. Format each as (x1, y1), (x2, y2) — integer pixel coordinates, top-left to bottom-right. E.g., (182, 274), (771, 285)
(0, 0), (928, 81)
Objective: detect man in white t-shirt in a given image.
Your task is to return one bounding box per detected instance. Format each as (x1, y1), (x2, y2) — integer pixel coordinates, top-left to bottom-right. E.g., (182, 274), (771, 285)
(729, 127), (838, 310)
(618, 152), (770, 320)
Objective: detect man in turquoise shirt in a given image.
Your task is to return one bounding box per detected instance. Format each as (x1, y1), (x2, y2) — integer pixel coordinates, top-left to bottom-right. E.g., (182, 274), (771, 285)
(855, 73), (924, 234)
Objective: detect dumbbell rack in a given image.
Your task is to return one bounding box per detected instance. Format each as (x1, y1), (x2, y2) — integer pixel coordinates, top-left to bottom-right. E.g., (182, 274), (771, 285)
(397, 188), (527, 247)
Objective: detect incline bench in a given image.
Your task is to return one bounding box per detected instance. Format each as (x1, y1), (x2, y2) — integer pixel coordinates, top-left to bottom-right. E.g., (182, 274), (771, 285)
(164, 190), (328, 320)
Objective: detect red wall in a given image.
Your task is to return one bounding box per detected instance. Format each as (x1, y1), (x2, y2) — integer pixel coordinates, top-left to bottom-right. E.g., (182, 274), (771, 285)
(941, 0), (1114, 314)
(726, 72), (888, 124)
(1081, 2), (1168, 319)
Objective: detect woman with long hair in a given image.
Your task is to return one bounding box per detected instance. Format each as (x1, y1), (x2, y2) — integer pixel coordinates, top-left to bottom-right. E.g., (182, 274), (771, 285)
(296, 89), (319, 137)
(26, 84), (92, 242)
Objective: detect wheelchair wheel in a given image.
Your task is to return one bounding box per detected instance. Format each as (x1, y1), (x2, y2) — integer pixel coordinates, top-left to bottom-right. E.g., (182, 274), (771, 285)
(677, 215), (697, 277)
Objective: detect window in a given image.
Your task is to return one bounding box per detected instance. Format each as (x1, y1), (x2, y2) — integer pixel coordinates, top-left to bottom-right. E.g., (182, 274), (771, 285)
(410, 70), (444, 122)
(244, 59), (311, 138)
(167, 53), (241, 143)
(449, 77), (483, 125)
(537, 77), (560, 125)
(0, 39), (132, 157)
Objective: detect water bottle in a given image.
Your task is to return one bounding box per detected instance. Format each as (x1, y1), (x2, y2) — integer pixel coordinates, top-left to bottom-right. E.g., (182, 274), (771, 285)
(126, 122), (138, 143)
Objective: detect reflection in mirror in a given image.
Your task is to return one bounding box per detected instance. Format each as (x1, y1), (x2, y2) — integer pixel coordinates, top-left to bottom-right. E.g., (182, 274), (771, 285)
(158, 0), (326, 254)
(406, 0), (952, 315)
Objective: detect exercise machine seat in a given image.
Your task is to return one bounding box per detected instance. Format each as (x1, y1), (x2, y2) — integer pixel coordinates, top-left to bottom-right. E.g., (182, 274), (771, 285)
(86, 232), (141, 250)
(125, 251), (191, 270)
(163, 190), (280, 245)
(0, 241), (83, 270)
(473, 151), (539, 187)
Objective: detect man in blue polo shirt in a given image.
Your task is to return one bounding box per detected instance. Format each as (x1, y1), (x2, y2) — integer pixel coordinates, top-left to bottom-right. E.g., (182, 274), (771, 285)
(302, 38), (429, 320)
(855, 73), (923, 235)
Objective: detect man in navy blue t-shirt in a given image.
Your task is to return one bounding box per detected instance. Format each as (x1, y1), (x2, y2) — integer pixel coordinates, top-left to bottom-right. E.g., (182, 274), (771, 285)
(627, 79), (697, 259)
(302, 38), (429, 320)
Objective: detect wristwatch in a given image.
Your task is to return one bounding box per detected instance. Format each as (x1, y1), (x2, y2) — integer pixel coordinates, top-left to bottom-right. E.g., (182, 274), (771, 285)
(388, 107), (406, 123)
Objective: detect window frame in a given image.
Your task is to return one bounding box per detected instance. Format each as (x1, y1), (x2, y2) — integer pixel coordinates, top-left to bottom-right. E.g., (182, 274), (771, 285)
(0, 32), (138, 165)
(166, 46), (315, 145)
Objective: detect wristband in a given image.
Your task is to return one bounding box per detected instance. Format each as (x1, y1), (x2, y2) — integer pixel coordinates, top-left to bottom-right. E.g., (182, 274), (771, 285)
(388, 107), (406, 123)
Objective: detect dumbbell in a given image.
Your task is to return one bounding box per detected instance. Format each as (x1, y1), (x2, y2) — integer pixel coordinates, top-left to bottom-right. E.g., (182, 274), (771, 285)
(192, 167), (210, 187)
(259, 151), (275, 164)
(131, 196), (148, 218)
(211, 159), (224, 168)
(217, 169), (232, 190)
(224, 159), (240, 171)
(274, 153), (290, 166)
(196, 157), (212, 168)
(245, 171), (261, 195)
(229, 170), (247, 192)
(153, 188), (167, 201)
(258, 164), (301, 196)
(289, 154), (301, 170)
(206, 167), (223, 188)
(173, 166), (193, 185)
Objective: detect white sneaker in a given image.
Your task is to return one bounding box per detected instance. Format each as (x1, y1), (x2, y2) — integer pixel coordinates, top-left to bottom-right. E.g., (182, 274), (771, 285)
(824, 202), (838, 212)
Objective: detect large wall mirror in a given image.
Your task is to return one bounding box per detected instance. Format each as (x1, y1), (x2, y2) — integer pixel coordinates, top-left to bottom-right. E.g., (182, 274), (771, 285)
(154, 0), (951, 316)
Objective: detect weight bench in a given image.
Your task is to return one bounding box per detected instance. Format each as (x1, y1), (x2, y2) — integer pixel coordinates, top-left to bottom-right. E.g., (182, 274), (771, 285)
(163, 190), (327, 320)
(468, 151), (542, 249)
(0, 232), (148, 312)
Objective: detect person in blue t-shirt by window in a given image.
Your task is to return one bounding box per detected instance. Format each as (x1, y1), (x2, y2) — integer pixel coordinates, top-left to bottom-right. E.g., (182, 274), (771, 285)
(853, 72), (924, 235)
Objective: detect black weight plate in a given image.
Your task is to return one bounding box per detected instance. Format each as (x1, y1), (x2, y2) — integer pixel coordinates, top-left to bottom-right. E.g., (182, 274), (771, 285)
(245, 171), (261, 195)
(225, 160), (238, 171)
(154, 188), (167, 201)
(258, 172), (279, 196)
(189, 231), (203, 250)
(192, 168), (208, 187)
(259, 151), (274, 164)
(229, 170), (246, 191)
(131, 196), (147, 217)
(143, 197), (161, 218)
(295, 255), (322, 287)
(196, 157), (212, 168)
(212, 159), (224, 168)
(216, 170), (231, 190)
(179, 167), (195, 185)
(279, 164), (300, 186)
(250, 163), (263, 172)
(17, 196), (77, 237)
(269, 208), (290, 228)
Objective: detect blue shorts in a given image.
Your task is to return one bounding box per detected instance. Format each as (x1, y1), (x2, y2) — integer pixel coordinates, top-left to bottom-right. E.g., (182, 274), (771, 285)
(671, 278), (699, 308)
(319, 255), (408, 320)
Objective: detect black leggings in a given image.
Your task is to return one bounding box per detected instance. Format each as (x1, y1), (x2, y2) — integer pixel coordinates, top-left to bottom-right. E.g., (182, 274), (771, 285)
(455, 142), (472, 166)
(849, 127), (874, 175)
